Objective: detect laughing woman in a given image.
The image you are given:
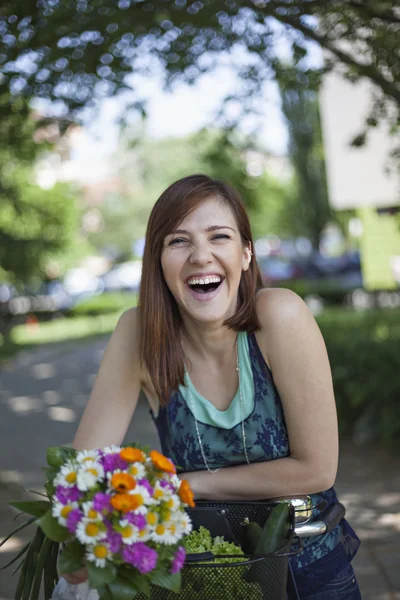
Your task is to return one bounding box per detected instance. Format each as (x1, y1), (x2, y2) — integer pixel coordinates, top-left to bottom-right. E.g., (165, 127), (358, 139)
(54, 174), (361, 599)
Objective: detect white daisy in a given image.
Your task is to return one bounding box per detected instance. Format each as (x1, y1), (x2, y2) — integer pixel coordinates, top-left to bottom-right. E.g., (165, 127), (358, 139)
(164, 494), (181, 512)
(165, 520), (181, 544)
(103, 444), (122, 455)
(76, 518), (107, 545)
(128, 484), (151, 515)
(151, 522), (177, 545)
(117, 520), (140, 545)
(77, 461), (104, 491)
(86, 543), (112, 568)
(146, 511), (159, 528)
(152, 481), (171, 502)
(54, 461), (79, 489)
(76, 449), (100, 465)
(52, 501), (79, 527)
(82, 501), (101, 521)
(170, 474), (182, 490)
(174, 512), (193, 536)
(127, 462), (146, 480)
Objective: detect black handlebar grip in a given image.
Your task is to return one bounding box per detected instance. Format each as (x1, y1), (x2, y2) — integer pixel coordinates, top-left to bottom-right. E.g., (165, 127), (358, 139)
(318, 502), (346, 534)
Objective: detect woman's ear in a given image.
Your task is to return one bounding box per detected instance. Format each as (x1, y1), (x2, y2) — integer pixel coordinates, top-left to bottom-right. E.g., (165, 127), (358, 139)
(242, 244), (253, 270)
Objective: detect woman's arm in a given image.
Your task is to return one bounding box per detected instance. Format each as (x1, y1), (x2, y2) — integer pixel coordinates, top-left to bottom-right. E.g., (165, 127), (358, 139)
(72, 307), (142, 451)
(184, 288), (339, 500)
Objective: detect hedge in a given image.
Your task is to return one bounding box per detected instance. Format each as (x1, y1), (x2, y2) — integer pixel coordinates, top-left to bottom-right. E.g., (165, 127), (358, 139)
(317, 308), (400, 453)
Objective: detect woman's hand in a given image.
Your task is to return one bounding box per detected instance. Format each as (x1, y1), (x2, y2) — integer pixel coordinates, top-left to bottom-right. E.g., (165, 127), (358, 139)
(60, 566), (88, 585)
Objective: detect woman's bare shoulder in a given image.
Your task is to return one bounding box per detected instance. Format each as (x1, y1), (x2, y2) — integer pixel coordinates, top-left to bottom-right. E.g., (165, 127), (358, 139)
(256, 287), (307, 324)
(255, 288), (314, 366)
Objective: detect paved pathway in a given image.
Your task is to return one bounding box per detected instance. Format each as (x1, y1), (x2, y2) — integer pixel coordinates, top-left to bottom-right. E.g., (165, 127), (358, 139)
(0, 337), (399, 599)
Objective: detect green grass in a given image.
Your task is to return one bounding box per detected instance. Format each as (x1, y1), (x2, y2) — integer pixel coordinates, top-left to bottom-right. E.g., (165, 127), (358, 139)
(0, 293), (137, 364)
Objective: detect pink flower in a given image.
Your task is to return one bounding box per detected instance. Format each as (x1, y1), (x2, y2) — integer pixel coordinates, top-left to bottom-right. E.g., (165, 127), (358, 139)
(66, 508), (84, 534)
(122, 542), (158, 574)
(138, 478), (154, 496)
(171, 546), (186, 574)
(93, 492), (111, 512)
(55, 485), (83, 504)
(101, 453), (128, 473)
(125, 513), (146, 530)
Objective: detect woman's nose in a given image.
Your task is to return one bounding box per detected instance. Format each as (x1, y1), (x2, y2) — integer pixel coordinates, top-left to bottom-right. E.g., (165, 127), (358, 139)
(189, 243), (213, 265)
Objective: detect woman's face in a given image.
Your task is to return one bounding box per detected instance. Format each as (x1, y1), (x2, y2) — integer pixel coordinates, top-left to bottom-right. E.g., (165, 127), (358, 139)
(161, 196), (251, 325)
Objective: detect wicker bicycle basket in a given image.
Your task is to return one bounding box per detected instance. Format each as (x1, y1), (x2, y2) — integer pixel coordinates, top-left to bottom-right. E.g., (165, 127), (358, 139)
(136, 500), (295, 600)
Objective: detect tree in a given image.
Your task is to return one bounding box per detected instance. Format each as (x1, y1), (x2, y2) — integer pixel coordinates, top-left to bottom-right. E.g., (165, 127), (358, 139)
(0, 161), (78, 285)
(278, 66), (332, 248)
(0, 1), (398, 149)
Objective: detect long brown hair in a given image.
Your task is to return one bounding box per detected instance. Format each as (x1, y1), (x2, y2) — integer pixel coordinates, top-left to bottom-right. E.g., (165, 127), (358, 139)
(138, 174), (263, 405)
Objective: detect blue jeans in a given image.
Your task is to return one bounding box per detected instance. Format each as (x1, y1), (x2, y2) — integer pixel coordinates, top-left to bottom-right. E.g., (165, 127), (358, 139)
(300, 564), (362, 600)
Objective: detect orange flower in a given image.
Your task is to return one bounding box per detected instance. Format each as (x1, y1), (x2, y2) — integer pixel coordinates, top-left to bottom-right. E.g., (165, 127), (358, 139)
(110, 472), (136, 493)
(110, 493), (137, 513)
(178, 479), (195, 507)
(150, 450), (176, 474)
(120, 447), (145, 463)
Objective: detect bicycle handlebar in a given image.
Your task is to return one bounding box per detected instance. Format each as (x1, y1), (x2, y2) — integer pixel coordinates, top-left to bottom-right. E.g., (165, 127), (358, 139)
(294, 502), (346, 538)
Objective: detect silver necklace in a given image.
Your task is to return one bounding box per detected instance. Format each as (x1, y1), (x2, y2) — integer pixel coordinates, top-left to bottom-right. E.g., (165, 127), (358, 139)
(185, 337), (251, 474)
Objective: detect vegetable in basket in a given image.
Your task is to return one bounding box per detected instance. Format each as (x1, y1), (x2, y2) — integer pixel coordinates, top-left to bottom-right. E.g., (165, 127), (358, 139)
(175, 526), (263, 600)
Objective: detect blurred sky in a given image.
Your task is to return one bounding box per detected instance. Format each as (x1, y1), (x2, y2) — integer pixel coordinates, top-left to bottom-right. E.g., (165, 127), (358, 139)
(34, 39), (324, 184)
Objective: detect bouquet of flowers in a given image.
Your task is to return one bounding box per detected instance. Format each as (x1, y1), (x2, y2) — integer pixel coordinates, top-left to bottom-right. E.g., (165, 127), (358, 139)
(1, 443), (195, 600)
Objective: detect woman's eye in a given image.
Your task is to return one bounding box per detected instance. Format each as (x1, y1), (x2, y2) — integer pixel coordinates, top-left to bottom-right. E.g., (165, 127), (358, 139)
(168, 238), (188, 246)
(211, 234), (230, 241)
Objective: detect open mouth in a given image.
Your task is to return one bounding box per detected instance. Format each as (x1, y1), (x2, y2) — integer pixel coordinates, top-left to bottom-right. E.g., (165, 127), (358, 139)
(187, 276), (224, 295)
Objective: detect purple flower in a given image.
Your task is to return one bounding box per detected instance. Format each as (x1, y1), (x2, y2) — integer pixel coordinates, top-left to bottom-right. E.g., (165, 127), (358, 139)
(55, 485), (83, 505)
(93, 492), (111, 513)
(66, 508), (84, 534)
(101, 453), (128, 473)
(125, 513), (146, 530)
(122, 542), (158, 574)
(159, 480), (175, 493)
(171, 546), (186, 574)
(138, 479), (154, 496)
(106, 529), (122, 554)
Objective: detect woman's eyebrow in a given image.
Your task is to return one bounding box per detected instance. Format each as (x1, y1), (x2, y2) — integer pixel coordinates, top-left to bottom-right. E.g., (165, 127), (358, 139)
(169, 225), (235, 235)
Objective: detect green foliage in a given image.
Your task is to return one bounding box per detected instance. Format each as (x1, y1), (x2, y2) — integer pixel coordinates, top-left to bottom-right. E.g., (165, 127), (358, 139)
(69, 292), (137, 317)
(0, 162), (78, 284)
(0, 1), (398, 144)
(39, 510), (70, 542)
(278, 66), (332, 248)
(317, 309), (400, 452)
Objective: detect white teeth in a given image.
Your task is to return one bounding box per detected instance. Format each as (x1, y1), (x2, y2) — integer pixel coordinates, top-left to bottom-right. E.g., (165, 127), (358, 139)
(187, 276), (222, 286)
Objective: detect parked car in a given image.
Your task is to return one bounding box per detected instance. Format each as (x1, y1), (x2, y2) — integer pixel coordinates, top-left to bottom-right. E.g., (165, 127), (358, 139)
(101, 261), (142, 293)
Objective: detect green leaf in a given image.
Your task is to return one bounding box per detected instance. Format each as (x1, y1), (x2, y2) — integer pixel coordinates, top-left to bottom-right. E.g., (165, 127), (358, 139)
(98, 585), (114, 600)
(22, 528), (45, 600)
(120, 566), (150, 597)
(58, 540), (85, 573)
(14, 555), (27, 600)
(151, 569), (181, 594)
(0, 516), (36, 548)
(87, 562), (117, 589)
(108, 576), (138, 600)
(10, 500), (51, 518)
(43, 543), (59, 600)
(46, 446), (76, 467)
(30, 536), (53, 600)
(39, 511), (70, 543)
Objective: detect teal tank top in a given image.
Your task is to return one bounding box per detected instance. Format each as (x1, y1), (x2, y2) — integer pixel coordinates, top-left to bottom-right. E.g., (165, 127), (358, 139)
(150, 332), (360, 594)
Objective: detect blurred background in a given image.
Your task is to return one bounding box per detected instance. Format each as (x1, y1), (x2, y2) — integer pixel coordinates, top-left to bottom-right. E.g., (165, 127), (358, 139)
(0, 2), (399, 598)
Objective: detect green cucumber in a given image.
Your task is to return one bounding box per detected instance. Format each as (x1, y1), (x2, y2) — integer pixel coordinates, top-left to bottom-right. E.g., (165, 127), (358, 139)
(241, 519), (263, 554)
(255, 503), (290, 555)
